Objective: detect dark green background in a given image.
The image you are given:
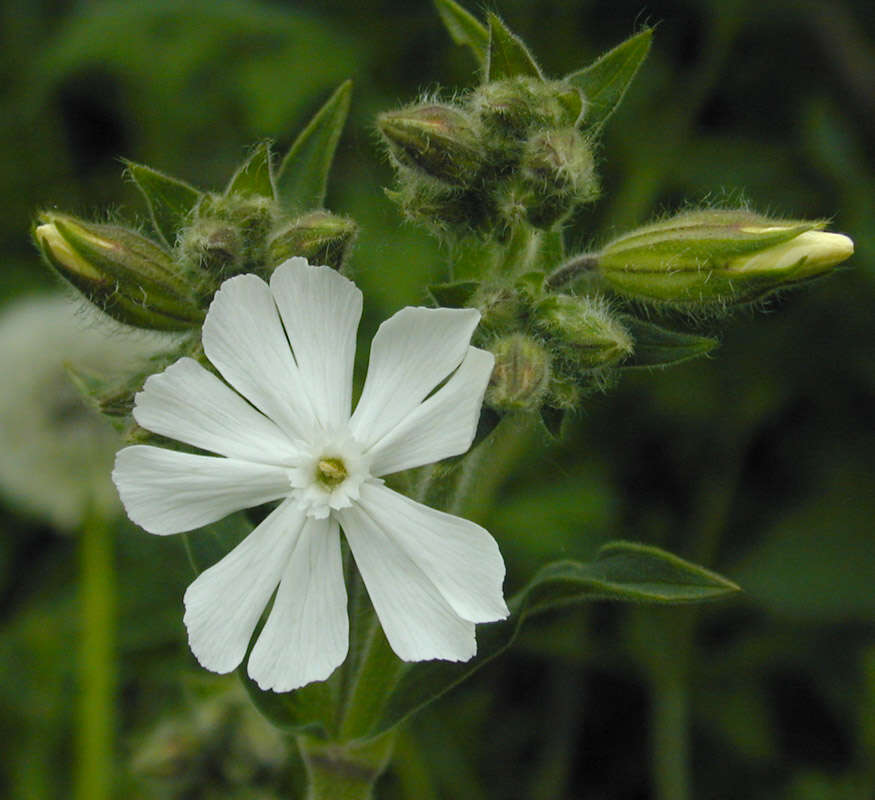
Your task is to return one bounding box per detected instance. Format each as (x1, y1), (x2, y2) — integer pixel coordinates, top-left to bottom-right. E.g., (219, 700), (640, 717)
(1, 1), (873, 797)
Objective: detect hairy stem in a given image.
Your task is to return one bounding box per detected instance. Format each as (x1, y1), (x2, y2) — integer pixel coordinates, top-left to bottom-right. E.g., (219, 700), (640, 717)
(298, 731), (396, 800)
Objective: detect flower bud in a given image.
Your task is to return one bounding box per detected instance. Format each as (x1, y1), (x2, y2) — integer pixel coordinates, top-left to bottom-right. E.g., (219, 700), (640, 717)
(474, 284), (523, 334)
(470, 77), (585, 139)
(596, 210), (854, 307)
(534, 294), (632, 368)
(267, 211), (357, 270)
(35, 212), (203, 331)
(378, 104), (484, 187)
(519, 128), (597, 228)
(486, 334), (551, 412)
(177, 219), (243, 282)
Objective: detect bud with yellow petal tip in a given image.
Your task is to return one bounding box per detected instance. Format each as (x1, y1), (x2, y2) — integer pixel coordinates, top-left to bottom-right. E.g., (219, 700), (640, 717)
(596, 210), (854, 308)
(35, 213), (202, 331)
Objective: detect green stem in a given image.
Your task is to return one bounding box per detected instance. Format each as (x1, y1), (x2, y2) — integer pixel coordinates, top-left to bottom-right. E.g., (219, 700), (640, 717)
(298, 731), (396, 800)
(75, 508), (115, 800)
(651, 666), (691, 800)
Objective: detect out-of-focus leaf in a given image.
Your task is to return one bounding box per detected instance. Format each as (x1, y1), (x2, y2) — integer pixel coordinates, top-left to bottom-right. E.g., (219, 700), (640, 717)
(361, 541), (738, 738)
(486, 13), (542, 81)
(620, 316), (718, 369)
(566, 28), (652, 132)
(225, 141), (275, 200)
(182, 512), (252, 576)
(433, 0), (488, 67)
(427, 279), (480, 308)
(124, 161), (202, 247)
(730, 490), (875, 622)
(276, 80), (352, 212)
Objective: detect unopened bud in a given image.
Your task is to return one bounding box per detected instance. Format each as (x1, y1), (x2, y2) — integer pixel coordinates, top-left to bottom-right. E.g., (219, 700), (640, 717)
(267, 211), (357, 270)
(178, 219), (243, 282)
(378, 104), (484, 186)
(470, 78), (585, 138)
(597, 210), (854, 307)
(35, 213), (202, 331)
(474, 284), (522, 334)
(519, 128), (597, 228)
(535, 294), (632, 368)
(486, 334), (551, 412)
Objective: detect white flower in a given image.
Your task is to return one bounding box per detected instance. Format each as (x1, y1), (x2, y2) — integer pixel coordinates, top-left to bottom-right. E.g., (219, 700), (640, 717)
(0, 294), (165, 531)
(112, 257), (508, 692)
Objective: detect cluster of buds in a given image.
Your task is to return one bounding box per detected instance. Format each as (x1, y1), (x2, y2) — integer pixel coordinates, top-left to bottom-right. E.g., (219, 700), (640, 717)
(33, 82), (357, 436)
(35, 194), (357, 334)
(378, 81), (596, 238)
(35, 83), (356, 336)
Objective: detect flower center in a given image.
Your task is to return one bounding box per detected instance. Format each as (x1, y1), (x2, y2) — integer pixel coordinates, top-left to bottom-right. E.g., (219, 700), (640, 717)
(316, 457), (348, 489)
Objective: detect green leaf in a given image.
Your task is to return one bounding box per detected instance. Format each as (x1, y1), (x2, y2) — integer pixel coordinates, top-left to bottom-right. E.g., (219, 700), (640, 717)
(433, 0), (489, 67)
(225, 141), (275, 200)
(427, 279), (480, 308)
(363, 541), (738, 738)
(486, 13), (542, 81)
(182, 512), (252, 575)
(566, 28), (653, 132)
(124, 161), (202, 247)
(620, 317), (718, 369)
(276, 80), (352, 212)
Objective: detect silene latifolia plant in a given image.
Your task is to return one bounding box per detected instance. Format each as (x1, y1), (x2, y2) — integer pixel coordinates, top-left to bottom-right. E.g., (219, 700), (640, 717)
(33, 2), (854, 797)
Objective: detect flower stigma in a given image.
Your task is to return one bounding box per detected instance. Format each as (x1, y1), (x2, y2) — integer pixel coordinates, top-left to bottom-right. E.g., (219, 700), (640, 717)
(316, 456), (348, 489)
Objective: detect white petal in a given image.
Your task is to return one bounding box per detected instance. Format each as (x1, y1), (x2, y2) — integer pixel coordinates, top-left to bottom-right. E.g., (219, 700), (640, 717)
(367, 346), (494, 476)
(202, 273), (316, 442)
(133, 358), (299, 465)
(270, 258), (362, 431)
(247, 517), (348, 691)
(350, 307), (481, 448)
(183, 499), (305, 674)
(113, 446), (290, 534)
(338, 498), (476, 663)
(356, 483), (508, 623)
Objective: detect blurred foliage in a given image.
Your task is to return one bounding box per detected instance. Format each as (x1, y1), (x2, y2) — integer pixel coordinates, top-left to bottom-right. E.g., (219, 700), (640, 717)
(1, 0), (873, 798)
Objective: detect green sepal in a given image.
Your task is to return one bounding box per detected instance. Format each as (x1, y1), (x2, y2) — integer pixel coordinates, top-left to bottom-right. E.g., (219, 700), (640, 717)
(427, 279), (480, 308)
(124, 161), (202, 248)
(515, 270), (546, 298)
(433, 0), (489, 67)
(183, 512), (339, 736)
(357, 540), (738, 739)
(486, 13), (542, 81)
(225, 141), (275, 200)
(620, 317), (718, 369)
(539, 405), (566, 438)
(276, 80), (352, 213)
(566, 28), (652, 132)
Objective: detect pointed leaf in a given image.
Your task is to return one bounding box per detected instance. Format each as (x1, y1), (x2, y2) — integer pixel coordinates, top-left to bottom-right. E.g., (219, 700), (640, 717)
(225, 141), (275, 200)
(362, 541), (738, 738)
(124, 161), (202, 247)
(486, 13), (542, 81)
(427, 279), (480, 308)
(566, 28), (653, 131)
(276, 80), (352, 212)
(621, 317), (718, 369)
(434, 0), (489, 67)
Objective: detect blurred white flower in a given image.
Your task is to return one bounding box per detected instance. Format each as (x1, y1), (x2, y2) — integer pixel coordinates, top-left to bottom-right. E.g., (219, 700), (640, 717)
(113, 257), (508, 692)
(0, 295), (163, 531)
